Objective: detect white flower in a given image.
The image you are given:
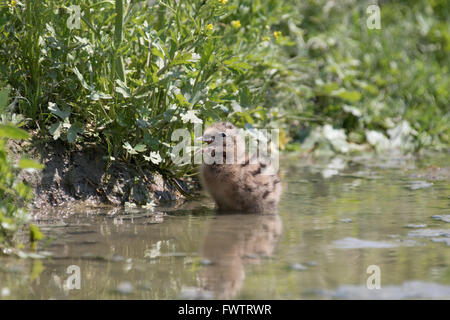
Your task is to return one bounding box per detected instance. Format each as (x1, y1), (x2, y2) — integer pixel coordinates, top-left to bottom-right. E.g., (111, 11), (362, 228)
(231, 101), (242, 112)
(342, 104), (362, 117)
(323, 124), (349, 153)
(180, 110), (203, 124)
(190, 53), (201, 62)
(124, 202), (137, 209)
(123, 142), (136, 154)
(142, 201), (155, 210)
(169, 85), (181, 96)
(366, 130), (390, 150)
(144, 151), (162, 164)
(387, 121), (417, 150)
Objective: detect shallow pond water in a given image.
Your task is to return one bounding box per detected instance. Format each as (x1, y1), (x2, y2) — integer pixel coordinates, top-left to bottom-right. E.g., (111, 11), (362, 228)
(1, 153), (449, 299)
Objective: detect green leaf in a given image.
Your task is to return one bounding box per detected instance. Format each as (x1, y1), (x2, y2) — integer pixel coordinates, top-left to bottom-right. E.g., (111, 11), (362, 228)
(223, 58), (251, 72)
(151, 44), (165, 60)
(29, 224), (45, 242)
(134, 143), (147, 153)
(332, 89), (362, 102)
(317, 82), (339, 95)
(0, 87), (11, 113)
(14, 181), (31, 199)
(171, 52), (193, 66)
(115, 79), (131, 98)
(151, 70), (159, 83)
(200, 40), (214, 67)
(49, 122), (62, 140)
(48, 102), (70, 120)
(175, 93), (190, 107)
(72, 67), (92, 91)
(67, 122), (84, 143)
(90, 91), (112, 100)
(0, 124), (30, 140)
(19, 158), (44, 170)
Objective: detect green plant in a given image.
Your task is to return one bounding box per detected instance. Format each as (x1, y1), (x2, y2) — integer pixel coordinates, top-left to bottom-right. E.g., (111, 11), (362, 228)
(266, 0), (449, 152)
(0, 87), (43, 249)
(1, 0), (292, 176)
(0, 0), (448, 182)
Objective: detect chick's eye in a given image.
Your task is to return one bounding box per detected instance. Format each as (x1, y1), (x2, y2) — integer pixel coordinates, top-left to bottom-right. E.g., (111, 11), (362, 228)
(221, 132), (227, 138)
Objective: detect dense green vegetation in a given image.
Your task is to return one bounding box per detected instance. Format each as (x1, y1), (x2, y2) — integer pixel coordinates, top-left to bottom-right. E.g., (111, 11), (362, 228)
(0, 89), (44, 249)
(0, 0), (448, 246)
(1, 0), (448, 169)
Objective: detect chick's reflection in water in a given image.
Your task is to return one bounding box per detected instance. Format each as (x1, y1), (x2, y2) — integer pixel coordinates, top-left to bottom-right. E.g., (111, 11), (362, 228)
(199, 213), (282, 299)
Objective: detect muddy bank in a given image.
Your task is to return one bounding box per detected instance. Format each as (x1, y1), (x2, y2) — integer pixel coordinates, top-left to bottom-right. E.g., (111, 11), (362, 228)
(8, 138), (195, 210)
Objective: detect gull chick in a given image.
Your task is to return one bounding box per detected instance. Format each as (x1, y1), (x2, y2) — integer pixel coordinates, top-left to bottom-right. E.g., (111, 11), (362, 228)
(198, 122), (281, 213)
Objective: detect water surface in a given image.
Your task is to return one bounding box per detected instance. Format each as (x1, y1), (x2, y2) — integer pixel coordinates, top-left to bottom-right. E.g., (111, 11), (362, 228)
(1, 153), (449, 299)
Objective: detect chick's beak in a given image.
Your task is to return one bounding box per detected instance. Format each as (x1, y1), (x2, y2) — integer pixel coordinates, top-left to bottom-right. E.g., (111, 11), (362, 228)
(195, 136), (214, 155)
(196, 136), (214, 144)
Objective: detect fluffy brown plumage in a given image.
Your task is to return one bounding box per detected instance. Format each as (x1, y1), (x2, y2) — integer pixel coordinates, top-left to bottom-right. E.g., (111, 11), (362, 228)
(199, 122), (282, 213)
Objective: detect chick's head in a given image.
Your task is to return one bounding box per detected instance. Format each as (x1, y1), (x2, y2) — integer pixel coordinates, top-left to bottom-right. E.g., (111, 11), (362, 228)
(199, 122), (246, 164)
